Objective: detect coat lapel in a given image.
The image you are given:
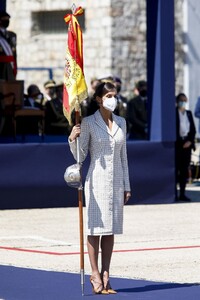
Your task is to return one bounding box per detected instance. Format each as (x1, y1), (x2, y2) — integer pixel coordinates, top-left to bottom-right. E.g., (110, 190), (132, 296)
(94, 110), (120, 137)
(112, 114), (120, 137)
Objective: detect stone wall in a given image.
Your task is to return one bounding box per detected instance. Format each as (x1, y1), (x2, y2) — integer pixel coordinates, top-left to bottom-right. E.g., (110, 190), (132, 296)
(7, 0), (184, 96)
(110, 0), (185, 95)
(174, 0), (185, 94)
(111, 0), (147, 95)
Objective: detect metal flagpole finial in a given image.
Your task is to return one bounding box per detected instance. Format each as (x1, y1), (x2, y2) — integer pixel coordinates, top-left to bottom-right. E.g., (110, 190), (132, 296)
(71, 3), (77, 14)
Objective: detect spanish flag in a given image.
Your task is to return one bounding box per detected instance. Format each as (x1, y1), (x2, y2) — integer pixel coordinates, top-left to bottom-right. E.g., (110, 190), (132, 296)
(63, 6), (88, 124)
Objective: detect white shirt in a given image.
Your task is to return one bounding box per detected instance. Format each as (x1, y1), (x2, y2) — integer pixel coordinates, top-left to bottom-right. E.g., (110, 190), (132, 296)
(179, 110), (190, 137)
(25, 97), (35, 108)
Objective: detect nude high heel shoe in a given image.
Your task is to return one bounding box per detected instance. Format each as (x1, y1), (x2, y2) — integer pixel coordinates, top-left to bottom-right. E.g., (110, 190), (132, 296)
(101, 273), (117, 294)
(90, 276), (105, 294)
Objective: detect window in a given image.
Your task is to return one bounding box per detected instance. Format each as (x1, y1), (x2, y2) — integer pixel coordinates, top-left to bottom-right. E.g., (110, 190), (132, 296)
(31, 10), (85, 35)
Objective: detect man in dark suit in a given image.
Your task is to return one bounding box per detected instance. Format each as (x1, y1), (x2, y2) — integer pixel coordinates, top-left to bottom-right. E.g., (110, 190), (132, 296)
(113, 76), (128, 119)
(24, 84), (43, 109)
(176, 93), (196, 201)
(17, 84), (44, 135)
(127, 80), (148, 140)
(0, 11), (17, 80)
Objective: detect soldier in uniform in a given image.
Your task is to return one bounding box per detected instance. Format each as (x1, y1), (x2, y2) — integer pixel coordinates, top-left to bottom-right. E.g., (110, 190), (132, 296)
(0, 11), (17, 80)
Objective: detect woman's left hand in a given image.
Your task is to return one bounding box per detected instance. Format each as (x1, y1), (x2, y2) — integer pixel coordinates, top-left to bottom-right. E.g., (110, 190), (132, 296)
(124, 191), (131, 204)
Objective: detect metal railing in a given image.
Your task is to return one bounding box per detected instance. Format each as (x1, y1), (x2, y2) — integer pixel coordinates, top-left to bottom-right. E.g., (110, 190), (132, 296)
(17, 67), (63, 80)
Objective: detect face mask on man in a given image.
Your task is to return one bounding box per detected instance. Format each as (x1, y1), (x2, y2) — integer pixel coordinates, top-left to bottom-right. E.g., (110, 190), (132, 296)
(139, 90), (147, 98)
(178, 101), (186, 109)
(102, 96), (117, 112)
(0, 19), (10, 29)
(48, 88), (56, 98)
(36, 93), (43, 101)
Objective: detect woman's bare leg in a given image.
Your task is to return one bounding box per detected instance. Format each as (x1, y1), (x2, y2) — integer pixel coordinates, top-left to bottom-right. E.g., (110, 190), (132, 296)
(87, 235), (102, 292)
(100, 235), (114, 288)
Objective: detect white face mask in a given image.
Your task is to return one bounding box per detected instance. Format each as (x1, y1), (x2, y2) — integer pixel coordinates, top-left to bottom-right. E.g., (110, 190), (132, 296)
(102, 96), (117, 112)
(37, 93), (43, 100)
(178, 101), (186, 109)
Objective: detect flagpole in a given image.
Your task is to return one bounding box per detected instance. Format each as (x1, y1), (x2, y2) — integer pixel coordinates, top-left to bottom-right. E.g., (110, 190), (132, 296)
(72, 3), (85, 293)
(75, 109), (85, 296)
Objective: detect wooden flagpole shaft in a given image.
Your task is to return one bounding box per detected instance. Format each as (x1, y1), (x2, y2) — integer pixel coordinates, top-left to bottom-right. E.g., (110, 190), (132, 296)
(75, 110), (85, 296)
(78, 185), (84, 296)
(71, 4), (85, 294)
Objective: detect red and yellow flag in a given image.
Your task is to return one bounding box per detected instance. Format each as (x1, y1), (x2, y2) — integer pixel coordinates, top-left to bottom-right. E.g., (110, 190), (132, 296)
(63, 6), (88, 124)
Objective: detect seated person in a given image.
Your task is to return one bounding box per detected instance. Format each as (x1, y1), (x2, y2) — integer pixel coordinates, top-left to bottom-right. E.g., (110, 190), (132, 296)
(16, 84), (44, 135)
(24, 84), (44, 109)
(45, 82), (70, 135)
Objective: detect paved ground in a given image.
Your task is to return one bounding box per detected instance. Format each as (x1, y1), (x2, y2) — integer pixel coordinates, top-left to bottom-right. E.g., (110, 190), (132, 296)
(0, 186), (200, 286)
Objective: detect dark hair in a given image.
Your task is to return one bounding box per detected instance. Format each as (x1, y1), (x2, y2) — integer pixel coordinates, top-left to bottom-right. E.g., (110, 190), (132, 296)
(93, 82), (116, 99)
(27, 84), (40, 96)
(176, 93), (186, 103)
(136, 80), (147, 90)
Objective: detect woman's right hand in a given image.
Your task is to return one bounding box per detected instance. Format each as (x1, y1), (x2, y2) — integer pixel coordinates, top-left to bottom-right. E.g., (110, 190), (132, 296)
(69, 124), (81, 142)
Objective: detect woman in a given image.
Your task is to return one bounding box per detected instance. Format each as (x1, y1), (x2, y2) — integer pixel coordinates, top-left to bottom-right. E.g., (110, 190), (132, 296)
(176, 93), (196, 201)
(68, 82), (131, 294)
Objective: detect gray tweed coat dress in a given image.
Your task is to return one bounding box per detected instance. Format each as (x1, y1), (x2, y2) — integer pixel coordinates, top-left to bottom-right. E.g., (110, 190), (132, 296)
(69, 110), (131, 236)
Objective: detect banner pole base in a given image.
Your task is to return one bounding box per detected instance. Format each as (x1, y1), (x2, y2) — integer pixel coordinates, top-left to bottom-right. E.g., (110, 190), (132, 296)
(80, 268), (85, 296)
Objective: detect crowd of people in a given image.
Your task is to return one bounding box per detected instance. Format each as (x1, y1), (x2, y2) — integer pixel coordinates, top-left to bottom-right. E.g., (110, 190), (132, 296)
(1, 72), (148, 138)
(16, 80), (71, 136)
